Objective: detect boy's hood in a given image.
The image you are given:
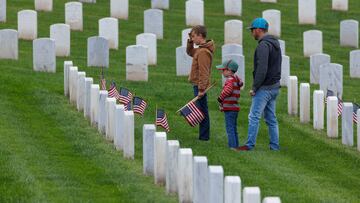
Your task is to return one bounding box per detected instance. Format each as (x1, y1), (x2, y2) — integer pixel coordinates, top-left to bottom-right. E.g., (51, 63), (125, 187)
(199, 40), (215, 53)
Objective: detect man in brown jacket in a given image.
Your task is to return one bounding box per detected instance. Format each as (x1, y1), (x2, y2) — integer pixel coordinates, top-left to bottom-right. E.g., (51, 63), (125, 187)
(186, 25), (215, 141)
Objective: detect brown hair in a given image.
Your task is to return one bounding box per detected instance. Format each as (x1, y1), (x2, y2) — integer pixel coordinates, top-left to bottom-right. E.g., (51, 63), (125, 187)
(191, 25), (207, 38)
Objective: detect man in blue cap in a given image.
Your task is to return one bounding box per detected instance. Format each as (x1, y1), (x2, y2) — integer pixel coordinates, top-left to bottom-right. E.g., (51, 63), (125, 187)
(238, 18), (282, 151)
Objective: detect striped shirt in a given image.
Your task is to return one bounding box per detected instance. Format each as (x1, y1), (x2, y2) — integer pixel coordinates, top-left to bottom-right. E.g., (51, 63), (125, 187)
(218, 75), (243, 111)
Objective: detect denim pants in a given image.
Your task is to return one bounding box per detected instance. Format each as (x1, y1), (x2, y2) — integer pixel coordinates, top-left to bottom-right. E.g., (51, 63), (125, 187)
(246, 88), (280, 150)
(224, 111), (239, 148)
(193, 86), (210, 140)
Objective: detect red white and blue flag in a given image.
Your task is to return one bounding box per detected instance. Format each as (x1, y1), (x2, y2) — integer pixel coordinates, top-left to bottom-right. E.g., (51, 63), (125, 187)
(133, 97), (147, 116)
(156, 109), (170, 132)
(326, 89), (343, 116)
(100, 77), (107, 90)
(180, 101), (205, 127)
(353, 103), (359, 124)
(108, 82), (121, 101)
(119, 87), (133, 109)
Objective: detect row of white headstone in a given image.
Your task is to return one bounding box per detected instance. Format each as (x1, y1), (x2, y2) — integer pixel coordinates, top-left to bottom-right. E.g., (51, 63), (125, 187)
(261, 0), (349, 13)
(287, 76), (360, 151)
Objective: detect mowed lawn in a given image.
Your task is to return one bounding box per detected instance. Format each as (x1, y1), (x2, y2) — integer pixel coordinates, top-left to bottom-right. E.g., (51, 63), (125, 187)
(1, 0), (360, 202)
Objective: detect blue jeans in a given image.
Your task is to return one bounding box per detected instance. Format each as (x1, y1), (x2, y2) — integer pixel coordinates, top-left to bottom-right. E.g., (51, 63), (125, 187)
(193, 86), (210, 140)
(224, 111), (239, 148)
(246, 88), (280, 150)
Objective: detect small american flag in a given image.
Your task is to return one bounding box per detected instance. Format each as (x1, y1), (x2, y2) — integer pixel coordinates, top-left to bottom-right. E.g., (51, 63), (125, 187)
(180, 101), (205, 127)
(353, 103), (359, 124)
(133, 97), (147, 116)
(326, 90), (343, 116)
(108, 81), (121, 101)
(100, 77), (107, 90)
(156, 109), (170, 132)
(119, 87), (133, 106)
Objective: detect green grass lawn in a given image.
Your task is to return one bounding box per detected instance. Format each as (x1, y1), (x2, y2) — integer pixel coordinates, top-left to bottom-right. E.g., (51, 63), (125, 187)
(1, 0), (360, 202)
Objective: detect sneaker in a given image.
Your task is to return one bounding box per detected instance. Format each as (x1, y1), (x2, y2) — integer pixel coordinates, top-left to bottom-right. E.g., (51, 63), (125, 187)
(236, 145), (250, 151)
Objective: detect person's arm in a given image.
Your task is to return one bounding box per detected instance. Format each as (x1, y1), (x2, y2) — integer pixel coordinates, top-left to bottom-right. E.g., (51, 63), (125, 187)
(186, 39), (195, 57)
(197, 51), (212, 93)
(252, 42), (270, 92)
(218, 80), (233, 102)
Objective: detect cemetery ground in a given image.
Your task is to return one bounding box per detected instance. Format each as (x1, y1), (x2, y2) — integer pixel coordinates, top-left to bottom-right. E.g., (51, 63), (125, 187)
(1, 0), (360, 202)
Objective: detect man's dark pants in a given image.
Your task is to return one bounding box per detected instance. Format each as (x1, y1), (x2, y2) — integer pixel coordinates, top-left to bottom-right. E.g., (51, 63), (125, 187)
(193, 86), (210, 140)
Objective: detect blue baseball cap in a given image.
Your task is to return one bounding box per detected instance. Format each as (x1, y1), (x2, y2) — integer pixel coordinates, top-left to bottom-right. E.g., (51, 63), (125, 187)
(248, 18), (269, 30)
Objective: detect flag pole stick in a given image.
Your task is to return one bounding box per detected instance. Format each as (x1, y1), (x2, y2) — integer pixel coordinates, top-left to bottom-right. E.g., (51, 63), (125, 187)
(155, 105), (158, 131)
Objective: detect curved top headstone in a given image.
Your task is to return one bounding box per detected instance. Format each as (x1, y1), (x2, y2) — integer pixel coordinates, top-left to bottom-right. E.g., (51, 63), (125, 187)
(87, 36), (109, 68)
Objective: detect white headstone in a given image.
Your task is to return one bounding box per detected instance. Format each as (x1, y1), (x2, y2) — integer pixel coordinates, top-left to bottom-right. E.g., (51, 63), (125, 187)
(342, 103), (354, 146)
(126, 45), (148, 81)
(310, 53), (330, 84)
(208, 166), (224, 203)
(154, 132), (167, 185)
(69, 66), (78, 104)
(65, 2), (83, 31)
(178, 148), (193, 203)
(124, 111), (134, 159)
(0, 0), (6, 22)
(262, 9), (281, 38)
(357, 109), (360, 151)
(350, 50), (360, 78)
(298, 0), (316, 25)
(115, 104), (125, 150)
(288, 76), (298, 115)
(35, 0), (52, 12)
(18, 10), (37, 40)
(33, 38), (56, 72)
(278, 39), (285, 55)
(222, 54), (245, 88)
(64, 61), (73, 96)
(193, 156), (208, 203)
(327, 96), (338, 138)
(332, 0), (348, 11)
(340, 20), (359, 48)
(76, 72), (86, 111)
(260, 0), (276, 2)
(90, 84), (100, 126)
(176, 46), (193, 76)
(319, 63), (343, 99)
(98, 90), (108, 134)
(136, 33), (157, 65)
(151, 0), (169, 9)
(143, 124), (156, 175)
(224, 20), (243, 45)
(243, 187), (261, 203)
(0, 29), (18, 60)
(110, 0), (128, 20)
(280, 55), (290, 86)
(106, 98), (116, 141)
(50, 23), (70, 57)
(182, 28), (192, 47)
(263, 197), (281, 203)
(99, 17), (118, 49)
(222, 44), (243, 57)
(84, 77), (93, 118)
(224, 176), (241, 203)
(87, 36), (109, 68)
(313, 90), (324, 130)
(300, 83), (310, 123)
(303, 30), (322, 57)
(224, 0), (241, 16)
(144, 9), (163, 39)
(186, 0), (204, 26)
(166, 140), (180, 194)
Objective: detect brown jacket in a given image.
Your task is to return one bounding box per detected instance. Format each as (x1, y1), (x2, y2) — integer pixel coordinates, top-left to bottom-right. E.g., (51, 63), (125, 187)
(186, 40), (215, 91)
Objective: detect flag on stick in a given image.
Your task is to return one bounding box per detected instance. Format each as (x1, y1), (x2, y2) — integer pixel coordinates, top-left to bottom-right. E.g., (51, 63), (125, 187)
(133, 97), (147, 116)
(100, 77), (107, 90)
(326, 89), (343, 116)
(180, 101), (204, 127)
(108, 81), (121, 101)
(353, 103), (359, 124)
(156, 109), (170, 132)
(119, 87), (133, 110)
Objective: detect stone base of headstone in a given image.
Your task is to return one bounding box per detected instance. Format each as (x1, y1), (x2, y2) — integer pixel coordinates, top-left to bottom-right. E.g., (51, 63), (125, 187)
(224, 176), (241, 203)
(64, 61), (73, 96)
(84, 78), (93, 119)
(313, 90), (324, 130)
(166, 140), (180, 194)
(288, 76), (298, 115)
(208, 166), (224, 203)
(193, 156), (208, 203)
(327, 96), (338, 138)
(178, 148), (193, 203)
(115, 105), (125, 150)
(154, 132), (167, 185)
(243, 187), (261, 203)
(143, 124), (156, 176)
(76, 72), (86, 111)
(342, 103), (353, 146)
(90, 84), (100, 127)
(300, 83), (310, 123)
(124, 111), (134, 159)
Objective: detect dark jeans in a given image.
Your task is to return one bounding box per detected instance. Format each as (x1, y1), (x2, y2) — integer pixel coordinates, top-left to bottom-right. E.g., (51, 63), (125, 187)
(193, 86), (210, 140)
(224, 111), (239, 148)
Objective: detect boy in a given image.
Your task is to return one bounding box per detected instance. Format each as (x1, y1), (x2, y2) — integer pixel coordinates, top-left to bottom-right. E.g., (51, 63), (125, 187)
(216, 60), (243, 149)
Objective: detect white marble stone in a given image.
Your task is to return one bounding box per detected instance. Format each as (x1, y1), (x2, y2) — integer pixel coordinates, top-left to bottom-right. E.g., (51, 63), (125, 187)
(342, 102), (353, 146)
(332, 0), (348, 11)
(350, 50), (360, 78)
(136, 33), (157, 65)
(166, 140), (180, 194)
(99, 17), (118, 50)
(222, 54), (245, 89)
(303, 30), (322, 57)
(319, 63), (343, 99)
(262, 9), (281, 38)
(126, 45), (148, 81)
(50, 23), (70, 57)
(64, 61), (73, 96)
(110, 0), (128, 20)
(222, 44), (243, 58)
(208, 166), (224, 203)
(300, 83), (310, 123)
(33, 38), (56, 72)
(178, 148), (193, 203)
(186, 0), (204, 26)
(298, 0), (316, 25)
(90, 84), (100, 126)
(144, 9), (163, 39)
(260, 0), (276, 2)
(176, 46), (193, 76)
(114, 104), (125, 150)
(224, 0), (241, 16)
(76, 72), (86, 111)
(124, 111), (134, 159)
(278, 39), (285, 55)
(224, 20), (242, 45)
(65, 2), (83, 31)
(357, 109), (360, 151)
(263, 197), (281, 203)
(310, 53), (330, 84)
(0, 29), (18, 60)
(280, 55), (290, 87)
(143, 124), (156, 175)
(154, 132), (167, 185)
(327, 96), (338, 138)
(288, 76), (298, 115)
(84, 77), (93, 119)
(151, 0), (169, 9)
(182, 28), (192, 47)
(35, 0), (52, 12)
(313, 90), (324, 130)
(69, 66), (78, 104)
(18, 10), (37, 40)
(243, 187), (261, 203)
(224, 176), (241, 203)
(340, 20), (358, 48)
(87, 36), (109, 68)
(105, 98), (116, 142)
(98, 90), (108, 134)
(193, 156), (208, 203)
(0, 0), (6, 22)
